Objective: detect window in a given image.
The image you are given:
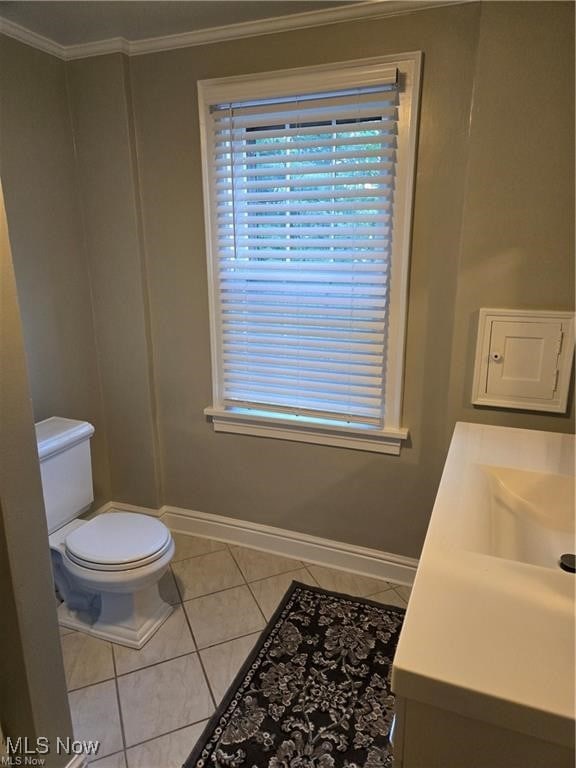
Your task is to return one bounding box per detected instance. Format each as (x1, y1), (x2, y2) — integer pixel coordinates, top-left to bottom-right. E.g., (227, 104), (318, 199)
(198, 55), (421, 454)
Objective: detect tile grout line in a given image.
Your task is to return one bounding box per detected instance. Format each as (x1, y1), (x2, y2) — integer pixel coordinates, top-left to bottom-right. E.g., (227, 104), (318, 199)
(113, 651), (212, 755)
(176, 562), (312, 609)
(115, 649), (199, 680)
(110, 642), (129, 763)
(68, 673), (116, 695)
(92, 748), (126, 767)
(172, 562), (220, 712)
(123, 718), (210, 753)
(305, 564), (407, 601)
(171, 540), (228, 566)
(302, 564), (319, 587)
(178, 581), (246, 603)
(228, 544), (303, 582)
(183, 612), (219, 711)
(172, 546), (244, 602)
(392, 585), (409, 606)
(240, 563), (309, 586)
(244, 578), (269, 625)
(228, 547), (324, 624)
(227, 545), (270, 626)
(197, 630), (262, 655)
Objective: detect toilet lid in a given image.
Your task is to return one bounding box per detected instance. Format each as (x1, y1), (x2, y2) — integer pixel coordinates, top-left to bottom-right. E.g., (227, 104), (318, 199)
(65, 513), (171, 570)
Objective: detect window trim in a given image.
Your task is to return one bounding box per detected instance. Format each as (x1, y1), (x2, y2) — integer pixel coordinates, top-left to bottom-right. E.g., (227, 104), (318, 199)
(198, 53), (422, 455)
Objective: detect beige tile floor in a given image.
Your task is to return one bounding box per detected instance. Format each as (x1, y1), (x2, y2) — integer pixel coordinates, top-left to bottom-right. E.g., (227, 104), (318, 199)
(62, 533), (412, 767)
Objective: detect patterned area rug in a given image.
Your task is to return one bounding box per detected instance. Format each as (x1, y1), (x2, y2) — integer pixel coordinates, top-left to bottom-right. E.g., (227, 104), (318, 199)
(184, 581), (405, 768)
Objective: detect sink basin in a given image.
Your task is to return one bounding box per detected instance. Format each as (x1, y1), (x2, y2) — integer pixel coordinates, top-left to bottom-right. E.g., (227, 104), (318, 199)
(392, 422), (575, 762)
(481, 467), (574, 570)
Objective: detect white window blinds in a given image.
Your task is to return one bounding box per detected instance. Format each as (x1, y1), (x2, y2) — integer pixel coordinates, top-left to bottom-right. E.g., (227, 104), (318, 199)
(206, 78), (400, 428)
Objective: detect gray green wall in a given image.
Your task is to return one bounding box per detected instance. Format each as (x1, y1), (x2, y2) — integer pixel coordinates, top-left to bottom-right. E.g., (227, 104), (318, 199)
(1, 1), (574, 561)
(128, 2), (483, 557)
(0, 35), (112, 505)
(446, 0), (575, 437)
(67, 53), (161, 508)
(0, 179), (72, 767)
(128, 0), (575, 557)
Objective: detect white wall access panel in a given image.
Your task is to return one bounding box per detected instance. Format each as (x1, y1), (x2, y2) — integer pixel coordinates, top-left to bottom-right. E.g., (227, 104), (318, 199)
(472, 309), (575, 413)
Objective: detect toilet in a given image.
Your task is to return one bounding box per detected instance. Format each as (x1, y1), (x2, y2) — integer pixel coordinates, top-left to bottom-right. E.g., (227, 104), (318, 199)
(37, 416), (175, 648)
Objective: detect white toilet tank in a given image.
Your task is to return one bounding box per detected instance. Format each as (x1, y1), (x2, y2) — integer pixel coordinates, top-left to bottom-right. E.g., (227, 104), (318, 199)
(35, 417), (95, 534)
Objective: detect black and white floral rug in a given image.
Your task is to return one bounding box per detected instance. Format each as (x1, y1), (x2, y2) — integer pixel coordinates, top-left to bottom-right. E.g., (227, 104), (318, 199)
(184, 581), (405, 768)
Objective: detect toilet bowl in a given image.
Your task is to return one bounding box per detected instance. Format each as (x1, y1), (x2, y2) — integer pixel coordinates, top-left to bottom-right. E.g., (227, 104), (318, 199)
(37, 417), (175, 648)
(51, 512), (175, 648)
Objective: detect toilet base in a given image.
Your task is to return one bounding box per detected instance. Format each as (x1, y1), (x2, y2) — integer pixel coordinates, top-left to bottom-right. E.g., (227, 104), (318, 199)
(58, 583), (174, 649)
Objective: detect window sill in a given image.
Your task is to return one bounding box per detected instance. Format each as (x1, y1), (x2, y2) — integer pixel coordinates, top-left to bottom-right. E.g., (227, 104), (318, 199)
(204, 407), (408, 455)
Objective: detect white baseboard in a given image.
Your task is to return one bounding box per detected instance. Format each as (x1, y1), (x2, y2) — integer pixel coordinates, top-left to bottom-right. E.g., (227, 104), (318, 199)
(92, 500), (162, 518)
(93, 500), (418, 585)
(162, 505), (418, 586)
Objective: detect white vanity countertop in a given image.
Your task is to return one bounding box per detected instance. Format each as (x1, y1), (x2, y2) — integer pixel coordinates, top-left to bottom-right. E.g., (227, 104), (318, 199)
(392, 422), (575, 747)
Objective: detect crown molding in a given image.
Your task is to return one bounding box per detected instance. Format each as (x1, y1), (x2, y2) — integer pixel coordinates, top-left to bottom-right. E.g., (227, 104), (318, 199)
(0, 16), (67, 59)
(65, 37), (131, 60)
(0, 0), (473, 61)
(125, 0), (471, 57)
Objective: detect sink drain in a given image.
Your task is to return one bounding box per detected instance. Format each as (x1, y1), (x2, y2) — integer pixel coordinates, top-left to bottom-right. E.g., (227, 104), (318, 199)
(559, 554), (576, 573)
